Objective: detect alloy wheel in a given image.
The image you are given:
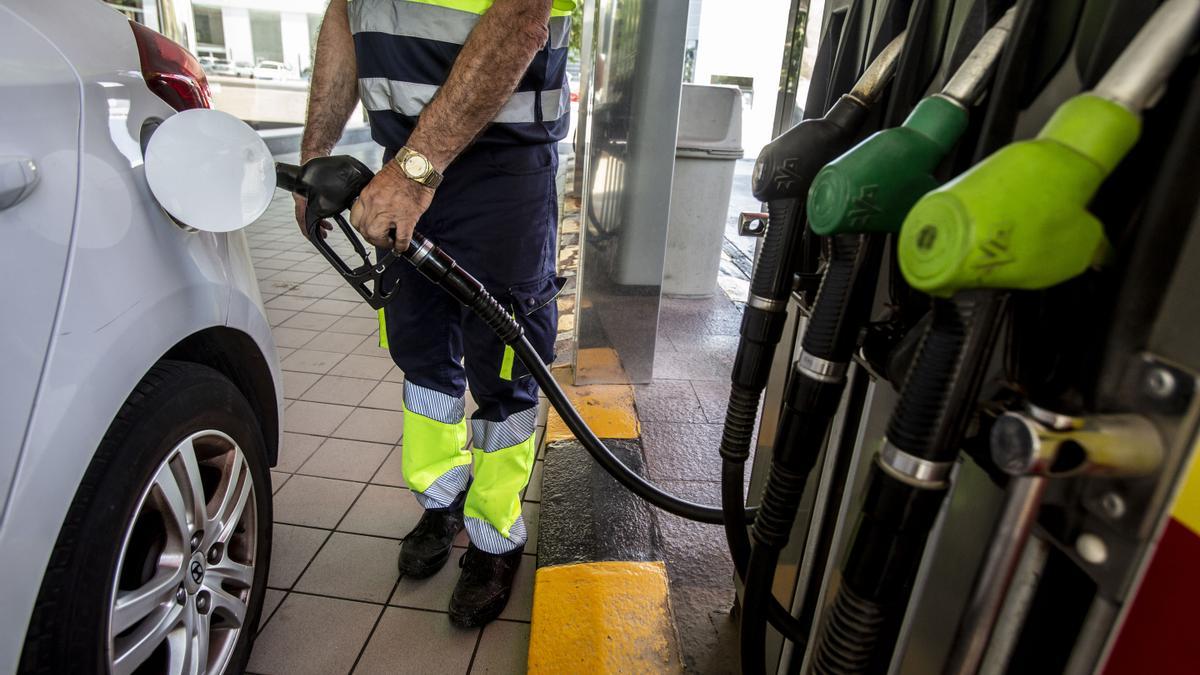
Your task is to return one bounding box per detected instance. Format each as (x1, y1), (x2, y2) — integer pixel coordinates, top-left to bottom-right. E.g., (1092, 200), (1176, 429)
(107, 430), (258, 675)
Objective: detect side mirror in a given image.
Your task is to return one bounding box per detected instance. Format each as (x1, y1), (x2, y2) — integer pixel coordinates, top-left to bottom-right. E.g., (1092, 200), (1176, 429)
(144, 108), (275, 233)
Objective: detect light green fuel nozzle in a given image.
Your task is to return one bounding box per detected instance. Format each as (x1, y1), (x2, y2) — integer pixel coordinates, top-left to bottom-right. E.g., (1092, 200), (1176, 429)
(898, 0), (1200, 297)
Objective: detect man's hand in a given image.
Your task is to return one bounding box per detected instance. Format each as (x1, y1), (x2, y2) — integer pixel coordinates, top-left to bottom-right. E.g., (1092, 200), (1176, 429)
(348, 161), (435, 253)
(293, 194), (334, 240)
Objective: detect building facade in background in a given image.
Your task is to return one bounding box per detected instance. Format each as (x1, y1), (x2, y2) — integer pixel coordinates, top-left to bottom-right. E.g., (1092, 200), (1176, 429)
(108, 0), (327, 78)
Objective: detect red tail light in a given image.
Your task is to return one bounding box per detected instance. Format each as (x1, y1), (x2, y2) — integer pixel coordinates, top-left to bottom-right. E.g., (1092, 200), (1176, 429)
(128, 21), (212, 111)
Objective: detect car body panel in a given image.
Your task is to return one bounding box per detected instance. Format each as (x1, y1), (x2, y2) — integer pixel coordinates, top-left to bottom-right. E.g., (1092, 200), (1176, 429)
(0, 4), (81, 534)
(0, 1), (282, 669)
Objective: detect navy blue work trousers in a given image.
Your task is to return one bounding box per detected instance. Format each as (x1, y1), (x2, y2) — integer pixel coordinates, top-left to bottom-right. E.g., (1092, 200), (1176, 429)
(379, 143), (562, 422)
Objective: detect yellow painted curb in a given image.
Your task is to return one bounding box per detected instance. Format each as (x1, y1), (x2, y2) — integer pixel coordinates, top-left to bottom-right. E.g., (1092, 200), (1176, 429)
(528, 561), (682, 674)
(545, 358), (640, 443)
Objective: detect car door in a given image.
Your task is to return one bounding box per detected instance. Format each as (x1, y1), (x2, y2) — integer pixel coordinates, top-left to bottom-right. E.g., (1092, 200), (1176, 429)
(0, 6), (80, 510)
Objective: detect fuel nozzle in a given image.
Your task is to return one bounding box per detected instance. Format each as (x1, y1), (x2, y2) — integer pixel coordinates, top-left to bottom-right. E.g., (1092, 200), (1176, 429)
(274, 157), (400, 309)
(806, 8), (1016, 236)
(898, 0), (1200, 297)
(751, 31), (905, 202)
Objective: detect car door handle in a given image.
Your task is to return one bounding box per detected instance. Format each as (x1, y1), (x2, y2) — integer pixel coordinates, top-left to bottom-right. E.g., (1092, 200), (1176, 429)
(0, 157), (39, 211)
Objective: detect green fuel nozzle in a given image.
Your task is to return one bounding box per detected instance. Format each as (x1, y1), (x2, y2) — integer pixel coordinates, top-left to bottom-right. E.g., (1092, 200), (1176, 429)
(806, 8), (1015, 236)
(898, 0), (1200, 297)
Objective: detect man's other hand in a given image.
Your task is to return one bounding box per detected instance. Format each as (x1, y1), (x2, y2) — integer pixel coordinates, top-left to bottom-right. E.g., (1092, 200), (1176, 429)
(349, 161), (434, 253)
(293, 194), (334, 240)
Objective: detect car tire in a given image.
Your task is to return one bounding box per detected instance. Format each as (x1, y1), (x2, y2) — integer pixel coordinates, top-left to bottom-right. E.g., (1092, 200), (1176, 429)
(18, 360), (272, 675)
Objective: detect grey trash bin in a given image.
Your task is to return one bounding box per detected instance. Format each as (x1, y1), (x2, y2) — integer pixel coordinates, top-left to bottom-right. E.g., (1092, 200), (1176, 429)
(663, 84), (744, 297)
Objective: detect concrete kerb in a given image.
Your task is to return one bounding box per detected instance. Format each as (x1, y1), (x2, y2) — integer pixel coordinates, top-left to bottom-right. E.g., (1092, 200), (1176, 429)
(528, 363), (684, 673)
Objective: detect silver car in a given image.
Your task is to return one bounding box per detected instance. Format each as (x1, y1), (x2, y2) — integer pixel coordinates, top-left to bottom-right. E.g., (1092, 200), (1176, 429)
(1, 2), (281, 673)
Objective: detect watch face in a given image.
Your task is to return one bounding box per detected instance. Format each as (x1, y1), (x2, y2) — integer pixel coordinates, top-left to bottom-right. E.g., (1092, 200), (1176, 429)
(403, 154), (430, 178)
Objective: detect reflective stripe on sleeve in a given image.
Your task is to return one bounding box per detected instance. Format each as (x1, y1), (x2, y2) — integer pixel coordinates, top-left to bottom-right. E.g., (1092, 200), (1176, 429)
(359, 78), (567, 123)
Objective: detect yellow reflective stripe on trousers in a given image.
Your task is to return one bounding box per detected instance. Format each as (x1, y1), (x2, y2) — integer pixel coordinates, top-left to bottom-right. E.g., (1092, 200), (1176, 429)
(401, 399), (470, 493)
(463, 431), (537, 538)
(377, 308), (389, 349)
(406, 0), (576, 16)
(500, 345), (515, 381)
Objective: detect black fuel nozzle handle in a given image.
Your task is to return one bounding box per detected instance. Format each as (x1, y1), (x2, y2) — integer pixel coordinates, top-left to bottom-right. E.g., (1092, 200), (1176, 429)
(750, 30), (905, 203)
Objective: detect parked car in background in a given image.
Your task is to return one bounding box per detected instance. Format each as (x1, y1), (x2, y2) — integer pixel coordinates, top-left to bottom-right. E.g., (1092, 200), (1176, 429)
(233, 60), (255, 78)
(1, 2), (281, 673)
(253, 60), (292, 81)
(202, 56), (238, 77)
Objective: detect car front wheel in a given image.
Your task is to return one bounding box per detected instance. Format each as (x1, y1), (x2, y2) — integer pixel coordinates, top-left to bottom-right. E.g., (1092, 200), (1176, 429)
(19, 360), (272, 675)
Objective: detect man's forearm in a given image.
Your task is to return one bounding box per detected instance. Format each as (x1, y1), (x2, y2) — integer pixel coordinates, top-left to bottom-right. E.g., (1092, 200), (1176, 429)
(407, 0), (554, 170)
(301, 0), (359, 163)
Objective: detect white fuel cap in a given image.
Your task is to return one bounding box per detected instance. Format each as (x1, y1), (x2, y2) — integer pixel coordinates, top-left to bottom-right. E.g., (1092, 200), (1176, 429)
(144, 108), (275, 232)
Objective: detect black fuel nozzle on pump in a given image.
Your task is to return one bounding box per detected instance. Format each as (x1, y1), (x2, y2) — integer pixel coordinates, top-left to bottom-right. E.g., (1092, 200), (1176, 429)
(717, 31), (907, 644)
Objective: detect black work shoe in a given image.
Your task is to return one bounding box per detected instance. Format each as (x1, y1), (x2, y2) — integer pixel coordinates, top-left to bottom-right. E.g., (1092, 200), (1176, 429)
(397, 492), (466, 579)
(448, 544), (525, 628)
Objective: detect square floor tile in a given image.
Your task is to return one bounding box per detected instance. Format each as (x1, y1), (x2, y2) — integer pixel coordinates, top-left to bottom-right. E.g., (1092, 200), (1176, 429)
(268, 269), (320, 284)
(499, 555), (537, 621)
(472, 620), (530, 675)
(306, 298), (361, 316)
(383, 366), (405, 383)
(247, 593), (381, 675)
(275, 432), (324, 473)
(283, 401), (354, 437)
(332, 407), (404, 444)
(353, 607), (478, 675)
(328, 354), (393, 380)
(354, 334), (387, 356)
(294, 532), (399, 603)
(298, 437), (391, 482)
(641, 422), (724, 481)
(304, 330), (366, 354)
(360, 381), (404, 410)
(282, 282), (338, 299)
(271, 326), (319, 349)
(255, 257), (293, 271)
(280, 349), (344, 375)
(258, 589), (286, 632)
(328, 316), (379, 336)
(390, 543), (465, 609)
(266, 308), (296, 327)
(633, 380), (706, 423)
(273, 475), (364, 529)
(268, 524), (330, 589)
(300, 375), (376, 407)
(280, 312), (339, 332)
(370, 446), (406, 488)
(270, 471), (290, 494)
(282, 371), (320, 400)
(339, 484), (423, 539)
(265, 295), (317, 312)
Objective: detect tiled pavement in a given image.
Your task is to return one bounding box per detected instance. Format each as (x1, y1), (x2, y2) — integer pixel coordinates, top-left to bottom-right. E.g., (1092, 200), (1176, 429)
(245, 143), (545, 675)
(631, 164), (761, 673)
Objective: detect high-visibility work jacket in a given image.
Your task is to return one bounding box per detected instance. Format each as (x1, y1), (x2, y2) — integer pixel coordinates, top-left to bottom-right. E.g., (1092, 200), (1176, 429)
(348, 0), (576, 148)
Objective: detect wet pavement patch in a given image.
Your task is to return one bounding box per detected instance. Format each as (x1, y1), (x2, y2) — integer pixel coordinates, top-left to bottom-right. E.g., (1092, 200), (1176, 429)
(537, 438), (659, 567)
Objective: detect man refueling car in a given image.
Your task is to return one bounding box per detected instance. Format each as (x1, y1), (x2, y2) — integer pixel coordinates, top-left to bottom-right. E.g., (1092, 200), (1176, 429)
(295, 0), (573, 628)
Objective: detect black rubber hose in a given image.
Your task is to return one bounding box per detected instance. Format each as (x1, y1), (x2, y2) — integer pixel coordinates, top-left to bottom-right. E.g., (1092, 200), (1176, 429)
(809, 294), (1004, 672)
(737, 232), (882, 671)
(720, 195), (813, 640)
(400, 233), (753, 524)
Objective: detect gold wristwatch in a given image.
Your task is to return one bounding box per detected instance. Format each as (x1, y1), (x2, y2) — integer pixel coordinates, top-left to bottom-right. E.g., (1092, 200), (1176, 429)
(393, 146), (443, 189)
